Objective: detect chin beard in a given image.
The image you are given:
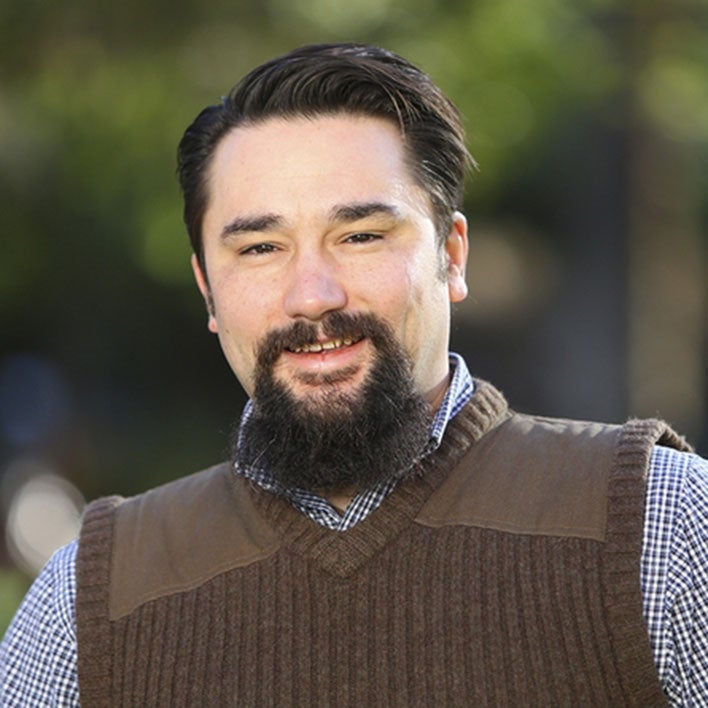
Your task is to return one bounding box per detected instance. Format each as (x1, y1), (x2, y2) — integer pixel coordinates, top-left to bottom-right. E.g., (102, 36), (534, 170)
(232, 312), (432, 495)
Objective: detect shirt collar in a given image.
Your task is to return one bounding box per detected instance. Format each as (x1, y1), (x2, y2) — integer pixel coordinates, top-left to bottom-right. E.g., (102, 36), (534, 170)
(427, 352), (474, 452)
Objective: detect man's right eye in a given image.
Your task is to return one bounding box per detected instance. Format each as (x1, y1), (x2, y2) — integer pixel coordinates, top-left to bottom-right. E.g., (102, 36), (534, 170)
(239, 243), (278, 256)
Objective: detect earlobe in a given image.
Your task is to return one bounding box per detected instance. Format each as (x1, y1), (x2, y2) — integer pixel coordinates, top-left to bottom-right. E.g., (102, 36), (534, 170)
(191, 254), (219, 333)
(446, 212), (469, 303)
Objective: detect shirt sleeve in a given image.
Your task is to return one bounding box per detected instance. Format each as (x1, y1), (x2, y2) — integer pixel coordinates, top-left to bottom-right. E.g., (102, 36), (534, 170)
(643, 445), (708, 705)
(0, 540), (80, 707)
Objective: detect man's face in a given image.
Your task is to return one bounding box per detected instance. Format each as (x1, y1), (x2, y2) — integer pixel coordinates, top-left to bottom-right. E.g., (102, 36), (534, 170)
(193, 114), (468, 411)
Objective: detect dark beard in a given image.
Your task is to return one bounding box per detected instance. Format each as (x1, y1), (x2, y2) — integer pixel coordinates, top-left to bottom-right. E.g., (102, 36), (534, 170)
(232, 312), (432, 494)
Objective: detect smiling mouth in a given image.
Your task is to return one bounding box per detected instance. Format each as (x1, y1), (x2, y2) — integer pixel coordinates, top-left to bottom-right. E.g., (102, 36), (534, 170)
(288, 336), (363, 354)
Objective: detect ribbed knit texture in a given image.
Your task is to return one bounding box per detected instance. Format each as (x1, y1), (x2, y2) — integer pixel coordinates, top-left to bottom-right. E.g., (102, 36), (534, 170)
(76, 383), (688, 706)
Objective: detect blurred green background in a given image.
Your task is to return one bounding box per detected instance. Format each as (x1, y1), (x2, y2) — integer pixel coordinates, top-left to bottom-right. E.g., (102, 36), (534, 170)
(1, 0), (706, 628)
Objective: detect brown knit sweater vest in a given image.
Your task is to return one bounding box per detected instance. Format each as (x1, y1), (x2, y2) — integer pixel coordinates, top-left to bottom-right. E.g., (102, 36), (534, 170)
(76, 380), (691, 706)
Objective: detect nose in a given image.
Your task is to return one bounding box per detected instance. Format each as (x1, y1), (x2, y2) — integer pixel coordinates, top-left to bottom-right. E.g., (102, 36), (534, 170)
(283, 251), (347, 321)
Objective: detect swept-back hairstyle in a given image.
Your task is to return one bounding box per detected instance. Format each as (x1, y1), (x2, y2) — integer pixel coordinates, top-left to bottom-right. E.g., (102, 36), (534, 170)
(177, 43), (473, 269)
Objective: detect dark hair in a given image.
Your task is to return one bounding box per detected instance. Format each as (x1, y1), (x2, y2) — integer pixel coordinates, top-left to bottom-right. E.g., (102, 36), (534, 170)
(177, 43), (473, 269)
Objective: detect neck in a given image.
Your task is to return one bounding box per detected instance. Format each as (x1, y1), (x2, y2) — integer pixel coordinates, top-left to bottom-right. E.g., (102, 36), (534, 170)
(425, 370), (452, 414)
(321, 487), (357, 514)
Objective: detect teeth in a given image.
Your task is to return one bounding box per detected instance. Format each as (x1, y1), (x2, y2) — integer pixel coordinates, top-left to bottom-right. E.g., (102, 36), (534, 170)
(292, 337), (355, 354)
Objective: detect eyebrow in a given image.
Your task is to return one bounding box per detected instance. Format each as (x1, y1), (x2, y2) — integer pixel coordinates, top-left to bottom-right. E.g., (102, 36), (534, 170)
(220, 201), (402, 240)
(221, 214), (283, 239)
(329, 201), (402, 223)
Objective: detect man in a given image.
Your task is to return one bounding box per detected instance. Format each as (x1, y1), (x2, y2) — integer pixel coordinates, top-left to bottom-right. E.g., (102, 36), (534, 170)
(1, 43), (707, 706)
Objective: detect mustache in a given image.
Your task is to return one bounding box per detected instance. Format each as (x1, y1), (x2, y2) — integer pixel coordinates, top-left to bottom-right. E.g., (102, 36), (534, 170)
(255, 312), (394, 370)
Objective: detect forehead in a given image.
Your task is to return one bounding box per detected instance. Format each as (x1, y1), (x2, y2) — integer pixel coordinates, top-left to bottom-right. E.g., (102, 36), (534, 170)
(204, 114), (427, 224)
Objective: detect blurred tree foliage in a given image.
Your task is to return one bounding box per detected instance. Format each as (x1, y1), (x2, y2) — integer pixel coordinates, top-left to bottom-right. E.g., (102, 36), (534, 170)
(0, 0), (706, 593)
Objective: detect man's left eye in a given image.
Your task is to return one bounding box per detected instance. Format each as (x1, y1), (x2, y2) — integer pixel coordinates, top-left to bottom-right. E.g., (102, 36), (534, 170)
(345, 233), (382, 244)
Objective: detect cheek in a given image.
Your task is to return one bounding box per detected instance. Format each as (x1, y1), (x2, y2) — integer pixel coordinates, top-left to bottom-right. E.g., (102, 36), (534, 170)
(211, 269), (273, 333)
(401, 267), (451, 352)
(210, 286), (270, 375)
(215, 323), (252, 369)
(359, 268), (429, 357)
(353, 263), (414, 324)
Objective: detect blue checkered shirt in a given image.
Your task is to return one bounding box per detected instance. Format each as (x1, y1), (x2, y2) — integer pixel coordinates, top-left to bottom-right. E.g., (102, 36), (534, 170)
(1, 354), (707, 705)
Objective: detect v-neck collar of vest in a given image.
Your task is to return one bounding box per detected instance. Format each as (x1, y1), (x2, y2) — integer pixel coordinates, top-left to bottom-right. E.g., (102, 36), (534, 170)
(245, 379), (509, 578)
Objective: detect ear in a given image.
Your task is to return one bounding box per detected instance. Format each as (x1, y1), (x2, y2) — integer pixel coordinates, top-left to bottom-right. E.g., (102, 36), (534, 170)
(191, 254), (218, 333)
(445, 212), (469, 303)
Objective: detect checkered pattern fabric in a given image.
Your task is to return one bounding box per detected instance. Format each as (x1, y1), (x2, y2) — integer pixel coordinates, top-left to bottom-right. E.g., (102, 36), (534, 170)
(642, 444), (708, 705)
